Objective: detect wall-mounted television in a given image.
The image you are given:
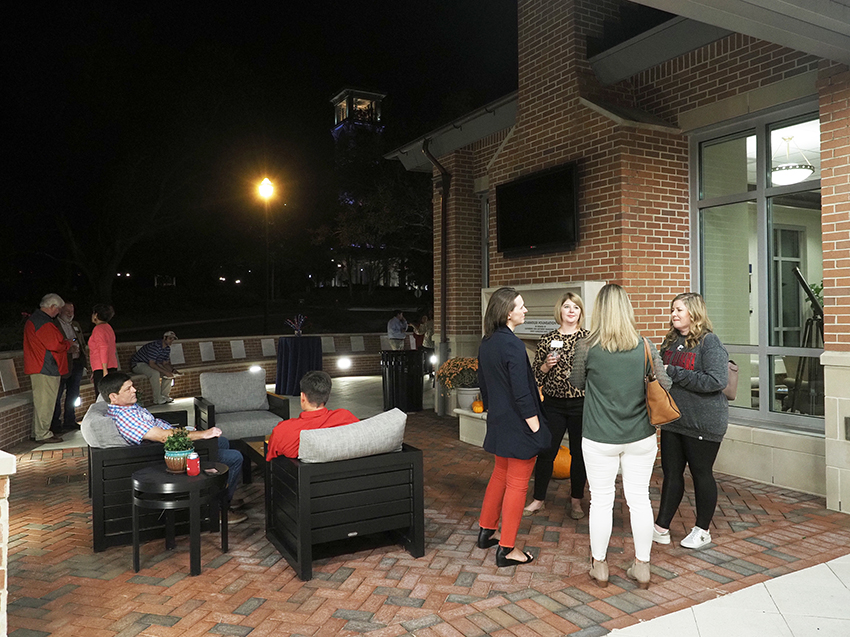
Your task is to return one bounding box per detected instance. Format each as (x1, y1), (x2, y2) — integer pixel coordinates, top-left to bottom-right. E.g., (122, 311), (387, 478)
(496, 163), (579, 256)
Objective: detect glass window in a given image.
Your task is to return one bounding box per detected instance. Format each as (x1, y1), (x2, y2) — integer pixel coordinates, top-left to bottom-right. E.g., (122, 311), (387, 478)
(696, 112), (823, 428)
(701, 201), (757, 346)
(700, 133), (755, 199)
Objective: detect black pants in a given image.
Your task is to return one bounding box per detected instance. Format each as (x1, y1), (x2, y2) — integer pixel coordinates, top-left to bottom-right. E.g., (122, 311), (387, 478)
(655, 429), (721, 530)
(532, 396), (586, 501)
(51, 358), (84, 433)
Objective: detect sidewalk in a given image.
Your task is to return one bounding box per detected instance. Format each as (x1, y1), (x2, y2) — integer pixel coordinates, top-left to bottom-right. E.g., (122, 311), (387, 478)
(8, 376), (850, 636)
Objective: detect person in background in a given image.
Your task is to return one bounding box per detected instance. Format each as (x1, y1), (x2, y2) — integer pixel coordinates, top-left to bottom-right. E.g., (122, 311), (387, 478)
(130, 331), (180, 405)
(88, 303), (117, 399)
(51, 301), (88, 435)
(99, 372), (247, 524)
(387, 310), (408, 350)
(476, 287), (551, 567)
(525, 292), (589, 520)
(24, 293), (72, 444)
(653, 293), (728, 550)
(266, 371), (359, 460)
(414, 313), (436, 376)
(569, 284), (671, 589)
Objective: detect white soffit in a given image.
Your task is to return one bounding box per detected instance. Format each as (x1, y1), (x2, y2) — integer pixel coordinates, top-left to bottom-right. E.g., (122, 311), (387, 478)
(631, 0), (850, 66)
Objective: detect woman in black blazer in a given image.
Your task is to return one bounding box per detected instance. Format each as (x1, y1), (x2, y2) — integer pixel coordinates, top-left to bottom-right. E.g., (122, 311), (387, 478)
(477, 287), (551, 567)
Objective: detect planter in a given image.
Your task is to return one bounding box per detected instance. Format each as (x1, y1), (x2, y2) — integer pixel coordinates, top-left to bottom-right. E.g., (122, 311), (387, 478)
(456, 387), (480, 411)
(164, 450), (193, 473)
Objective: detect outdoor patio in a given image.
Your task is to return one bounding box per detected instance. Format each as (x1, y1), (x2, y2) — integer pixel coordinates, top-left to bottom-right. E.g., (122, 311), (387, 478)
(7, 377), (850, 636)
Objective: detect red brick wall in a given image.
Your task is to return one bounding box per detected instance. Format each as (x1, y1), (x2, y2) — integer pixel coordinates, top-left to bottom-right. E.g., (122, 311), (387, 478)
(818, 61), (850, 351)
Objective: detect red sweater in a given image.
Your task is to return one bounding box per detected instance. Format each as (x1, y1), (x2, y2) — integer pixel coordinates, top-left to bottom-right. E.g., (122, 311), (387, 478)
(266, 407), (359, 460)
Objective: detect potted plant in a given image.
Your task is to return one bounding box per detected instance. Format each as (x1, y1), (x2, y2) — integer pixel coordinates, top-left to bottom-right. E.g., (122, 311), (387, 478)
(163, 429), (194, 473)
(436, 357), (480, 410)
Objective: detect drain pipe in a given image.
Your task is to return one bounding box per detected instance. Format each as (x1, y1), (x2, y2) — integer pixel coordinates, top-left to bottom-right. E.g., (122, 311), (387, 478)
(422, 138), (451, 416)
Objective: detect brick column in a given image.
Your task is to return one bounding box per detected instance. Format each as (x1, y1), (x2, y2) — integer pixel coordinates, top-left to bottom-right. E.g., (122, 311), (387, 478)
(819, 62), (850, 511)
(0, 451), (17, 636)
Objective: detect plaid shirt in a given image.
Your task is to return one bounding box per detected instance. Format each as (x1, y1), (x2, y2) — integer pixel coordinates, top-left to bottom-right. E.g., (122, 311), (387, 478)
(107, 403), (172, 445)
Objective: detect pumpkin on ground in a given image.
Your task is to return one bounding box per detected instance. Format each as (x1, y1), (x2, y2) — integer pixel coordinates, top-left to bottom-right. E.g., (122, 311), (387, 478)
(552, 445), (571, 479)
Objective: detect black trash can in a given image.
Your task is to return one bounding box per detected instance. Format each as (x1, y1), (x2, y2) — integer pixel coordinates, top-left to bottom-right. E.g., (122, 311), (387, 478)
(381, 350), (425, 412)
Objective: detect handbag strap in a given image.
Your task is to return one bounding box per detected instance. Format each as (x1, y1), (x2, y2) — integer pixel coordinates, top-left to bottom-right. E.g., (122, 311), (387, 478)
(643, 338), (656, 381)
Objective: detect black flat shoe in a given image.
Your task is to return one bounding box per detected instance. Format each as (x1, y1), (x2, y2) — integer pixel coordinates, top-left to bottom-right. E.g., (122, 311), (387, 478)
(495, 545), (535, 567)
(477, 527), (499, 549)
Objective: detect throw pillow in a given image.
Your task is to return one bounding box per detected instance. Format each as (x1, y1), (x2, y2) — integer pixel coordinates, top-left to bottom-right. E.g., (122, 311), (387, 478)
(81, 401), (131, 448)
(298, 408), (406, 463)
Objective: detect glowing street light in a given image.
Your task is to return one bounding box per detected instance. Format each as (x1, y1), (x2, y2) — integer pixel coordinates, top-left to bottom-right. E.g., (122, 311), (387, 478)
(258, 178), (274, 334)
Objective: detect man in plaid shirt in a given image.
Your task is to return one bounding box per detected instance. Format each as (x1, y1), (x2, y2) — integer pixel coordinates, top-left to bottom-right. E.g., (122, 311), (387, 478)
(100, 372), (247, 524)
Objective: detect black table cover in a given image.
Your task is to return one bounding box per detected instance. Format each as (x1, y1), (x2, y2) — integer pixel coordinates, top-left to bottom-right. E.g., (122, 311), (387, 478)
(275, 336), (323, 396)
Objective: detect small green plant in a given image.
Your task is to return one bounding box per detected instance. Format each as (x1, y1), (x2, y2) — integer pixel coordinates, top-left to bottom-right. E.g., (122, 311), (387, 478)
(808, 280), (824, 313)
(163, 429), (194, 452)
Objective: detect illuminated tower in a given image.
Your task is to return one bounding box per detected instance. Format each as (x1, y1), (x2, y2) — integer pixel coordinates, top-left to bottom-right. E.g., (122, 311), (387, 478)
(330, 88), (386, 140)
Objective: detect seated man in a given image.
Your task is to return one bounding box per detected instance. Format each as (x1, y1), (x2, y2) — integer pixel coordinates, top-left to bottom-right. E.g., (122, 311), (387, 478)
(99, 372), (247, 524)
(130, 331), (180, 405)
(266, 371), (359, 460)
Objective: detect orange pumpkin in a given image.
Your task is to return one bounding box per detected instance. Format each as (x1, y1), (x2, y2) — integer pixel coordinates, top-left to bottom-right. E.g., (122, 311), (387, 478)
(552, 445), (571, 479)
(471, 399), (484, 413)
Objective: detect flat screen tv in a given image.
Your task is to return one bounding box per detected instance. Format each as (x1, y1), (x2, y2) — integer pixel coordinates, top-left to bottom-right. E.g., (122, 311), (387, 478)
(496, 163), (579, 256)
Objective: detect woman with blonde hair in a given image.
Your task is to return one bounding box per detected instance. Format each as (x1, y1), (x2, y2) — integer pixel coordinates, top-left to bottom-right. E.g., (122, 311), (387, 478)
(570, 284), (671, 589)
(525, 292), (589, 519)
(653, 293), (728, 550)
(476, 287), (551, 567)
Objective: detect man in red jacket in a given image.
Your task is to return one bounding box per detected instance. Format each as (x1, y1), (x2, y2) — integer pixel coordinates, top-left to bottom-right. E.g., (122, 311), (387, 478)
(24, 293), (72, 443)
(266, 371), (358, 460)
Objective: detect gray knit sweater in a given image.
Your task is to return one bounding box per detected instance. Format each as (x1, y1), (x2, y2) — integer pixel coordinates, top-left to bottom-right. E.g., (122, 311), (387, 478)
(661, 332), (729, 443)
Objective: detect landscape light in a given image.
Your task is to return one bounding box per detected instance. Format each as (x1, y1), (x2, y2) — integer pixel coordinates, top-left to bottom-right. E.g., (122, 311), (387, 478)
(337, 357), (352, 370)
(249, 365), (263, 373)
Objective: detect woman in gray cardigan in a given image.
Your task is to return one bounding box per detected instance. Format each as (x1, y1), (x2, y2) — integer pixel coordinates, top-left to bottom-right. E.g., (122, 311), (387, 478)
(653, 293), (728, 550)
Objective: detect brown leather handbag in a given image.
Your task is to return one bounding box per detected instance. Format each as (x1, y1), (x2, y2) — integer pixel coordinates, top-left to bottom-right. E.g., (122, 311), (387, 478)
(643, 339), (681, 427)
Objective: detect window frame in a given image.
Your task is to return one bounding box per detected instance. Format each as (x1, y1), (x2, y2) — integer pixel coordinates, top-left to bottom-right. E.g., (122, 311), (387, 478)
(690, 100), (823, 434)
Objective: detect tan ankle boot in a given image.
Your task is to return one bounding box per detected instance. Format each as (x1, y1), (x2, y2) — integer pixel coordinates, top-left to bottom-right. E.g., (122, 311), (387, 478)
(626, 559), (650, 589)
(589, 559), (608, 588)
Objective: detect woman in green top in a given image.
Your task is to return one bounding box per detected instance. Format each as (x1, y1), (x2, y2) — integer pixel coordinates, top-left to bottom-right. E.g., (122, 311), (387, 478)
(570, 284), (671, 590)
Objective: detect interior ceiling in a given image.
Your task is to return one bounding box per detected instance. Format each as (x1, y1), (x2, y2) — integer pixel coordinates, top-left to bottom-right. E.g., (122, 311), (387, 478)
(629, 0), (850, 66)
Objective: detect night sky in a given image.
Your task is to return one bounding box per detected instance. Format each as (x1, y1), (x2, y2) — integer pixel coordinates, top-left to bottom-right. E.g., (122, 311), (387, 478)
(5, 1), (518, 299)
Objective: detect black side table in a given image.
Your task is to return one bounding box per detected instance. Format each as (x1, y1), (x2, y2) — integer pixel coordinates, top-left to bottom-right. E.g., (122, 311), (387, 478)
(131, 461), (229, 576)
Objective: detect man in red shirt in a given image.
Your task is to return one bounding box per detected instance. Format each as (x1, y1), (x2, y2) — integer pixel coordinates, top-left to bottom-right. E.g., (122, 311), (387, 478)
(24, 293), (73, 444)
(266, 371), (358, 460)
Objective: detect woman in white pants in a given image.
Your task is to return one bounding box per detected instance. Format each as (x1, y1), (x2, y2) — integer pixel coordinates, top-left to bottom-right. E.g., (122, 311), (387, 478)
(569, 284), (671, 589)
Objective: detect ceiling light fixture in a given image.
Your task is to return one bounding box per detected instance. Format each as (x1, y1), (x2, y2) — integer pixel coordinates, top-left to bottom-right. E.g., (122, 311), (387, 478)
(771, 136), (815, 186)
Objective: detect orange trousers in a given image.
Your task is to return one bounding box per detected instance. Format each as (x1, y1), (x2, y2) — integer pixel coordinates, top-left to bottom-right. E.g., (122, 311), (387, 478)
(479, 455), (536, 548)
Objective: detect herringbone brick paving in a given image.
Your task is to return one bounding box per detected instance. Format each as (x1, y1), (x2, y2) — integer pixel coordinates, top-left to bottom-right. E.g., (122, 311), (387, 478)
(7, 412), (850, 636)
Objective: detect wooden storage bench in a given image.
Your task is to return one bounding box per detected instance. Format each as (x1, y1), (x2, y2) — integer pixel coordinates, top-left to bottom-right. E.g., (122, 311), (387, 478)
(265, 443), (424, 580)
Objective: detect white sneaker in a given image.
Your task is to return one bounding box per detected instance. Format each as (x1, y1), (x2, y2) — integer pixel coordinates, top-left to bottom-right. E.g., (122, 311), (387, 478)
(680, 526), (712, 549)
(652, 528), (671, 544)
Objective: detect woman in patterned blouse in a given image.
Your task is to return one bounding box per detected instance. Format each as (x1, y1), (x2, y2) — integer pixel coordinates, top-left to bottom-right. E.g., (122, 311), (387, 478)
(524, 292), (589, 520)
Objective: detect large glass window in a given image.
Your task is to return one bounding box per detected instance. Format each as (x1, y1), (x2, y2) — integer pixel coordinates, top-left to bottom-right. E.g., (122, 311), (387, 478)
(695, 108), (823, 431)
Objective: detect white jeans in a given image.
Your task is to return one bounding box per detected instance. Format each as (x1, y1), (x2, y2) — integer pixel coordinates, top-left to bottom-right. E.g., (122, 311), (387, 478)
(583, 434), (657, 563)
(132, 362), (172, 403)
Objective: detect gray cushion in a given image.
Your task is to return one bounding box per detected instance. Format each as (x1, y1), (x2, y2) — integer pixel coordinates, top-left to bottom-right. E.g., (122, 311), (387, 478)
(214, 411), (281, 440)
(200, 371), (269, 414)
(298, 408), (406, 463)
(81, 399), (131, 448)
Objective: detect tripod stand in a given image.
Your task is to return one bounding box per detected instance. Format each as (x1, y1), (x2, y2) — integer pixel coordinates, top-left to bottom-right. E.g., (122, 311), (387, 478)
(787, 315), (824, 415)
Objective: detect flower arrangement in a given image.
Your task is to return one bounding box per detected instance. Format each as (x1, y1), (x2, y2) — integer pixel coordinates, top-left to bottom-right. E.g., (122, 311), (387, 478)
(286, 314), (307, 336)
(436, 357), (479, 393)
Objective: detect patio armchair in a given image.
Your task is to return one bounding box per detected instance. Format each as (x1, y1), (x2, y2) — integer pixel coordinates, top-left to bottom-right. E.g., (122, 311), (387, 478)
(81, 400), (219, 552)
(265, 408), (424, 580)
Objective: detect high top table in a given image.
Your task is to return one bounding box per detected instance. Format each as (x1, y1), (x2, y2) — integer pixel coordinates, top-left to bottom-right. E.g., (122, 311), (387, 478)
(275, 335), (323, 395)
(131, 461), (229, 576)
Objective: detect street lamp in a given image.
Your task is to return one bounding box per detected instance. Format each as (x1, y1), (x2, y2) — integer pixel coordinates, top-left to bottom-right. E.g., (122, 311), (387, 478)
(258, 178), (274, 334)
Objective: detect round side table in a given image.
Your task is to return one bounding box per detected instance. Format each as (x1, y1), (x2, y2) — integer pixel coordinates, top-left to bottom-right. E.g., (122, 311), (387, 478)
(131, 461), (229, 576)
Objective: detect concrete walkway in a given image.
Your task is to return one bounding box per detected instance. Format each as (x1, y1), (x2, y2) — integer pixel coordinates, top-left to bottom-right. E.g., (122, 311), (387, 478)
(8, 376), (850, 636)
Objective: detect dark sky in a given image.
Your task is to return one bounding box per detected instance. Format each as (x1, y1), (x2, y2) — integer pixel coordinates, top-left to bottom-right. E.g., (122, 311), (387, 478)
(4, 1), (517, 296)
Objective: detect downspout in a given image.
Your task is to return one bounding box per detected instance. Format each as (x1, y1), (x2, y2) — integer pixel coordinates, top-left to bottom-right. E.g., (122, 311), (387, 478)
(422, 137), (451, 416)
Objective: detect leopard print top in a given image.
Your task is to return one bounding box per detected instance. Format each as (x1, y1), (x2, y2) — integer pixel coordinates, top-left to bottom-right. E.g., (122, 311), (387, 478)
(533, 328), (589, 399)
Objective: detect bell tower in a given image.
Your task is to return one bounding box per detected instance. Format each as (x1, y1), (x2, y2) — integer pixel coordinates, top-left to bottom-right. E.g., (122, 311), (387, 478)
(330, 88), (386, 140)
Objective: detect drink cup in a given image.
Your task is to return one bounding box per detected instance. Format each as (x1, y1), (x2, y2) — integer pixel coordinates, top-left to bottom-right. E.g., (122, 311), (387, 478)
(549, 339), (564, 361)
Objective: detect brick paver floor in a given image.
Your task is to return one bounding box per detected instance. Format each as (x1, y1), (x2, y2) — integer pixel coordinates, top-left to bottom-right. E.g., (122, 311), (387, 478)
(7, 411), (850, 636)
